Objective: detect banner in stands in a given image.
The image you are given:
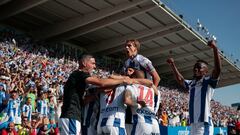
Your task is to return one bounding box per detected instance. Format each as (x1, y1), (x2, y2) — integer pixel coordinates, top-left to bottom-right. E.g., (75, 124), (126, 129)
(160, 125), (227, 135)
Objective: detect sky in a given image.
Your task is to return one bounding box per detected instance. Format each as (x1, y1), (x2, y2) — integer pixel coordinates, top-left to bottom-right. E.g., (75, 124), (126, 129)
(161, 0), (240, 106)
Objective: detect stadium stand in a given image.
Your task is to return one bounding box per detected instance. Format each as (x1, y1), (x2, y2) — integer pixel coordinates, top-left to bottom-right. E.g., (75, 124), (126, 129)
(0, 0), (240, 134)
(0, 31), (239, 134)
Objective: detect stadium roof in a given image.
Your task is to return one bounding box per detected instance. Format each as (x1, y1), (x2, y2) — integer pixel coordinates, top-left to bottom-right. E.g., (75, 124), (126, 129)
(0, 0), (239, 87)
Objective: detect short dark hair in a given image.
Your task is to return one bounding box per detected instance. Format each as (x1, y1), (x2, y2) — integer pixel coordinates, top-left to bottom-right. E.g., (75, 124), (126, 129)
(10, 90), (18, 94)
(79, 54), (94, 67)
(196, 60), (208, 65)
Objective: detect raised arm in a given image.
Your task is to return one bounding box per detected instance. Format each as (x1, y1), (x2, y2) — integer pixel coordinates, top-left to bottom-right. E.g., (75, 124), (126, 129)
(150, 70), (161, 87)
(166, 58), (185, 87)
(208, 40), (221, 79)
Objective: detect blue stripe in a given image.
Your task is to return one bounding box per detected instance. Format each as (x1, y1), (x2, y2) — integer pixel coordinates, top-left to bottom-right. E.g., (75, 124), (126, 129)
(119, 127), (126, 135)
(100, 118), (108, 127)
(189, 86), (195, 123)
(28, 108), (31, 121)
(144, 115), (152, 124)
(154, 95), (158, 109)
(113, 118), (121, 127)
(131, 115), (138, 135)
(209, 117), (212, 126)
(85, 102), (94, 127)
(200, 79), (208, 122)
(204, 123), (210, 135)
(69, 119), (77, 134)
(18, 104), (21, 117)
(113, 118), (126, 135)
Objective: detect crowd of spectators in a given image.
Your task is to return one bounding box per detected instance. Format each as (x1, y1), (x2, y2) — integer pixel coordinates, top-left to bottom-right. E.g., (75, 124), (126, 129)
(0, 29), (78, 134)
(0, 29), (239, 134)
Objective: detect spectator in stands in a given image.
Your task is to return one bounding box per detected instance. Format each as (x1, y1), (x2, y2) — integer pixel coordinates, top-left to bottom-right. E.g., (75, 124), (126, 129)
(1, 122), (18, 135)
(167, 40), (221, 135)
(0, 83), (6, 112)
(29, 118), (39, 135)
(161, 111), (168, 126)
(48, 95), (56, 121)
(6, 90), (21, 125)
(236, 118), (240, 135)
(37, 92), (48, 120)
(18, 116), (31, 135)
(22, 97), (32, 121)
(26, 86), (37, 112)
(38, 117), (51, 135)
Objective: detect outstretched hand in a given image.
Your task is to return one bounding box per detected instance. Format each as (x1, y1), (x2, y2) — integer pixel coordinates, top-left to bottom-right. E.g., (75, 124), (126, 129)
(137, 100), (146, 108)
(166, 58), (174, 64)
(208, 40), (217, 49)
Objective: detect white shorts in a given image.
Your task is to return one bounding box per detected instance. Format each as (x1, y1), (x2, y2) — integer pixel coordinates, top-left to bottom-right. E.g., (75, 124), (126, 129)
(190, 122), (213, 135)
(131, 116), (160, 135)
(97, 118), (126, 135)
(97, 125), (126, 135)
(59, 118), (81, 135)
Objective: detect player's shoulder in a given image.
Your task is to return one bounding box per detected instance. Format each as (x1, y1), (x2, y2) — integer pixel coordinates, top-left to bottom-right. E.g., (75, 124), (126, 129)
(136, 54), (147, 60)
(203, 75), (211, 80)
(136, 54), (152, 63)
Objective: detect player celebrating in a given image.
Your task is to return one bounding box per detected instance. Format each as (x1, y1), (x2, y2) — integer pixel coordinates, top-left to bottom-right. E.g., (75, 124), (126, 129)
(124, 39), (160, 87)
(124, 39), (161, 134)
(97, 85), (127, 135)
(166, 40), (221, 135)
(124, 68), (160, 135)
(59, 54), (147, 135)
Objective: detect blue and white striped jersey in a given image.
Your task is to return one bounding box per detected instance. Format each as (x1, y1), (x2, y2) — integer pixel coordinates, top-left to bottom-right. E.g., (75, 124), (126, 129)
(0, 91), (6, 105)
(98, 85), (126, 128)
(37, 99), (48, 116)
(184, 76), (219, 124)
(124, 54), (155, 80)
(22, 104), (32, 121)
(6, 98), (21, 124)
(82, 87), (99, 128)
(126, 84), (156, 123)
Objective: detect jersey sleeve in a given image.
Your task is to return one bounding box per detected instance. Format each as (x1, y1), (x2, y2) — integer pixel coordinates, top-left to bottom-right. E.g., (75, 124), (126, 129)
(206, 76), (219, 88)
(138, 55), (155, 73)
(183, 79), (192, 90)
